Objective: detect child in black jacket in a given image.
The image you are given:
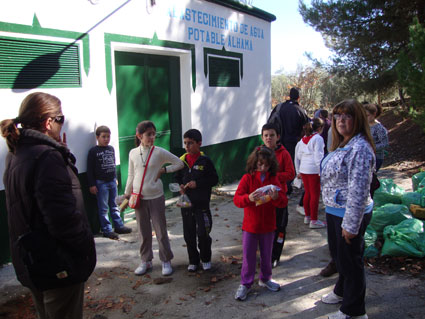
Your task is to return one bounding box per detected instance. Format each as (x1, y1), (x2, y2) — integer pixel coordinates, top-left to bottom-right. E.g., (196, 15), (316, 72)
(174, 129), (218, 272)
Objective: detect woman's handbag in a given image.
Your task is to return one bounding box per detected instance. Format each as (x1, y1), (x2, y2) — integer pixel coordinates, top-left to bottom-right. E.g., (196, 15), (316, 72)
(128, 146), (155, 209)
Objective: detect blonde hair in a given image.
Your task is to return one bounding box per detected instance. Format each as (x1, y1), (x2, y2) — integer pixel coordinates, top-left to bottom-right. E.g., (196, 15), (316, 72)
(1, 92), (61, 152)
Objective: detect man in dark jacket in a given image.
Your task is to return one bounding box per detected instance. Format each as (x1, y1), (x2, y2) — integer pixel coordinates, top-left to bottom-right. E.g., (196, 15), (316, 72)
(277, 88), (309, 194)
(2, 92), (96, 319)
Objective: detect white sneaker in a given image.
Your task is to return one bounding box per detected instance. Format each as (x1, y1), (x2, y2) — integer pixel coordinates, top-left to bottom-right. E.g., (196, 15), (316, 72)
(272, 260), (279, 268)
(310, 219), (326, 229)
(162, 261), (173, 276)
(328, 310), (368, 319)
(134, 261), (152, 275)
(187, 264), (198, 272)
(258, 279), (280, 292)
(296, 205), (305, 216)
(202, 262), (211, 270)
(304, 216), (311, 224)
(321, 291), (343, 304)
(234, 284), (250, 301)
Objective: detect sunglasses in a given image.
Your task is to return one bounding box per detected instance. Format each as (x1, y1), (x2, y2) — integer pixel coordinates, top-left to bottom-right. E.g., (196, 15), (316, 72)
(333, 113), (352, 121)
(52, 115), (65, 124)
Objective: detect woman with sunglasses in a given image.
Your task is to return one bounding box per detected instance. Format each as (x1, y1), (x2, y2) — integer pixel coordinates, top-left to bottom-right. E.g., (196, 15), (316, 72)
(1, 92), (96, 319)
(319, 100), (375, 319)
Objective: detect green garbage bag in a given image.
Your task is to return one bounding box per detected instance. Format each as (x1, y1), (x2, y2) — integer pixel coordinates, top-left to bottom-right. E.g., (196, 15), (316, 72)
(373, 179), (405, 207)
(401, 192), (424, 209)
(369, 204), (411, 237)
(364, 225), (379, 258)
(412, 171), (425, 191)
(418, 178), (425, 193)
(381, 219), (425, 257)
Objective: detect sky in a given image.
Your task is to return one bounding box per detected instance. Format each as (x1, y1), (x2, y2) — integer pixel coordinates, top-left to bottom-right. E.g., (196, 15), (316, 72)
(252, 0), (332, 75)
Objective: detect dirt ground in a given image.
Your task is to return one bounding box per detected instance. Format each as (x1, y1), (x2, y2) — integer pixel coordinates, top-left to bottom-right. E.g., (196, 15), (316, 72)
(1, 109), (425, 319)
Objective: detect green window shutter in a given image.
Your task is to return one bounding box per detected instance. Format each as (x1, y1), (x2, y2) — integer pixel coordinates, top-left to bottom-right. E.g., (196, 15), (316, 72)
(0, 36), (81, 89)
(208, 56), (240, 87)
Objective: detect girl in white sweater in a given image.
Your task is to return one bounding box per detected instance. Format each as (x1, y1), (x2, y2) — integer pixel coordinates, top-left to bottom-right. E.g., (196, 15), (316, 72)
(294, 118), (325, 228)
(125, 121), (184, 276)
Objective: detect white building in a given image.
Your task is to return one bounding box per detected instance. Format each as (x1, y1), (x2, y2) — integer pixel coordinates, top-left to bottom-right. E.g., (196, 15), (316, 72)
(0, 0), (275, 262)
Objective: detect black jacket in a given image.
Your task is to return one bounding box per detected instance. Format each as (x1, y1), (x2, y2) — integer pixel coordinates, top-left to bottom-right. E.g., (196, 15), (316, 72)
(3, 129), (96, 289)
(278, 100), (309, 146)
(174, 153), (218, 208)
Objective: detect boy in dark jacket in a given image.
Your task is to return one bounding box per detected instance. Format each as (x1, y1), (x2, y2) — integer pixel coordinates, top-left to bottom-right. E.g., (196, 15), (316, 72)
(174, 129), (218, 272)
(87, 126), (131, 239)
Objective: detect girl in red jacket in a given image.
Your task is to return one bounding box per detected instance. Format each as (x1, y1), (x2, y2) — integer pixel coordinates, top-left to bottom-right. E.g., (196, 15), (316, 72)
(233, 147), (287, 301)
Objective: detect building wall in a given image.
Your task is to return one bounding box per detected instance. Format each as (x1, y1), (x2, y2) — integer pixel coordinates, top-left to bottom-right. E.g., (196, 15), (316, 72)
(0, 0), (274, 263)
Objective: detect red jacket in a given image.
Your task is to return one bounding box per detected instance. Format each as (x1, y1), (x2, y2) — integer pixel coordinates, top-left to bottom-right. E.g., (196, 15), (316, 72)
(274, 145), (295, 190)
(233, 171), (287, 234)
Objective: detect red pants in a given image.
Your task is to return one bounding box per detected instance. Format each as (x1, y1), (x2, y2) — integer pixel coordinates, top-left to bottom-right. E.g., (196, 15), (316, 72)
(301, 173), (321, 221)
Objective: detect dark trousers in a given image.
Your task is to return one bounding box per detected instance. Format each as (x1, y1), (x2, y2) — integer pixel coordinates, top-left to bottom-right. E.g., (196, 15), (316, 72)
(181, 206), (212, 265)
(326, 212), (372, 316)
(283, 141), (297, 195)
(271, 207), (288, 263)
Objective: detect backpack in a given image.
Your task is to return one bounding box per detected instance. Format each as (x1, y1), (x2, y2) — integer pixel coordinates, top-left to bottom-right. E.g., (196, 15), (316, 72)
(267, 102), (283, 137)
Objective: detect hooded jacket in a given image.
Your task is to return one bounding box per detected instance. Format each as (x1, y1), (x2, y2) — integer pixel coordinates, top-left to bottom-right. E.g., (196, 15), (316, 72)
(274, 144), (295, 190)
(294, 133), (325, 174)
(233, 171), (287, 234)
(3, 129), (96, 289)
(320, 134), (375, 234)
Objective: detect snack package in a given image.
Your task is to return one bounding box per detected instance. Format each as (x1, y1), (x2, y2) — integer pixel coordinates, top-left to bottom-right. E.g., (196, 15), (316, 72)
(176, 194), (192, 208)
(254, 185), (281, 206)
(169, 183), (181, 192)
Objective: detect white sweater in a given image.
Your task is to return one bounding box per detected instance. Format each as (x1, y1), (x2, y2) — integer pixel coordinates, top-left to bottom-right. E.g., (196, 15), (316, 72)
(294, 133), (325, 174)
(124, 145), (184, 200)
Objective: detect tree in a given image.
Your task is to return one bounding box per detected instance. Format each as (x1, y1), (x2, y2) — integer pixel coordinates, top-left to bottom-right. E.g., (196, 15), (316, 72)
(299, 0), (425, 97)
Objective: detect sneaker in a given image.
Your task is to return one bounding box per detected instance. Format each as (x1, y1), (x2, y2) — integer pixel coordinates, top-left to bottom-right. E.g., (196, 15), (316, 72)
(202, 262), (211, 270)
(162, 261), (173, 276)
(134, 261), (152, 275)
(234, 284), (250, 301)
(321, 291), (343, 304)
(304, 216), (311, 224)
(309, 220), (326, 229)
(258, 279), (280, 292)
(328, 310), (368, 319)
(319, 261), (338, 277)
(187, 264), (198, 272)
(103, 231), (119, 240)
(272, 260), (279, 268)
(115, 226), (132, 234)
(296, 205), (305, 216)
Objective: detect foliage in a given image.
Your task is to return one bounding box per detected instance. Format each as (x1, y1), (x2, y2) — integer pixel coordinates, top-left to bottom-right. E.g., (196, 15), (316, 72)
(299, 0), (425, 96)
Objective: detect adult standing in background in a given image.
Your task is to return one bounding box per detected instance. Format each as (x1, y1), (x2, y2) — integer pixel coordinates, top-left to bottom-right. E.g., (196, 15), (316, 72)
(320, 99), (375, 319)
(1, 92), (96, 319)
(277, 87), (309, 195)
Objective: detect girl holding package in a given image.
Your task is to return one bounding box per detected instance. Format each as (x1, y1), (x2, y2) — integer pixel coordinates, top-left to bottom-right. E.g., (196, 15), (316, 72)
(233, 146), (287, 301)
(125, 121), (183, 276)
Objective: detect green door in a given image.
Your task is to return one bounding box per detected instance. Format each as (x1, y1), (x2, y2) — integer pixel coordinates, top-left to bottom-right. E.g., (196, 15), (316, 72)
(114, 51), (182, 202)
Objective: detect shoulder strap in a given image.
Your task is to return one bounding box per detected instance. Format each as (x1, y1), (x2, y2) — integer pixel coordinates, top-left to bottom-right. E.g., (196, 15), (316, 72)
(137, 146), (155, 198)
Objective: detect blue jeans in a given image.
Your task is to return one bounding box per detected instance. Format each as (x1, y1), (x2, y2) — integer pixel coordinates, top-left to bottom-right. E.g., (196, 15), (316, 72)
(96, 179), (124, 233)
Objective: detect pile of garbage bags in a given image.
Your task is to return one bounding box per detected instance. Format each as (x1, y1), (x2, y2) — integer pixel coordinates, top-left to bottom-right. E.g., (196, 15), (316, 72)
(364, 171), (425, 258)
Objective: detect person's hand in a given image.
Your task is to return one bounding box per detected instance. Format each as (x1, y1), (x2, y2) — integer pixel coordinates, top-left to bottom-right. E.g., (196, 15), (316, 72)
(248, 190), (261, 202)
(89, 186), (98, 195)
(185, 180), (196, 189)
(179, 184), (186, 195)
(342, 228), (356, 244)
(297, 173), (302, 179)
(124, 194), (131, 200)
(270, 188), (279, 200)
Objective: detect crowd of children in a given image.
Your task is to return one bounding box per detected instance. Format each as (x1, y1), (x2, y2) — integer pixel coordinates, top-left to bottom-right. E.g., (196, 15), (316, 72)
(86, 100), (387, 305)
